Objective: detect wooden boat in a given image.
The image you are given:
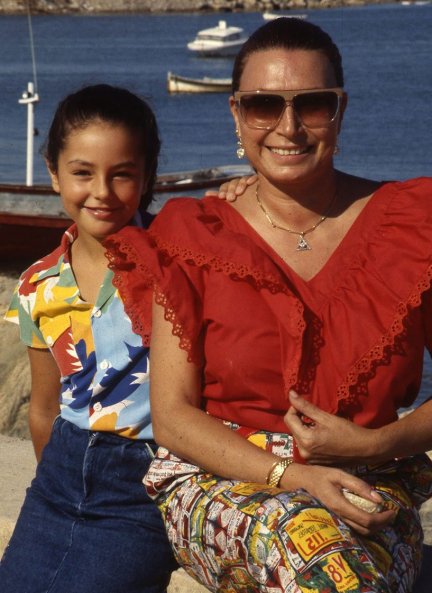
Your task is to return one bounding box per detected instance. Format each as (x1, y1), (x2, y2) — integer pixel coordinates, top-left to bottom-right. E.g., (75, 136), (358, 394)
(0, 165), (253, 262)
(167, 72), (232, 94)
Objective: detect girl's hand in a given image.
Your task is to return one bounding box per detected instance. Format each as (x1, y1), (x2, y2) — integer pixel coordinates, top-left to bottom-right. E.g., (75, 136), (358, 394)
(284, 391), (380, 465)
(282, 463), (396, 536)
(206, 175), (258, 201)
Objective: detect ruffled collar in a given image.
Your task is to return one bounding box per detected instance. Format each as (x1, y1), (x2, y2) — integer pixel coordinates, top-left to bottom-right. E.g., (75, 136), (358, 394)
(107, 177), (432, 417)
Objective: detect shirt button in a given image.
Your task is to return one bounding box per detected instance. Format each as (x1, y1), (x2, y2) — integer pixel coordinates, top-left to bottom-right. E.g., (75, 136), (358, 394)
(46, 336), (54, 346)
(94, 310), (102, 318)
(93, 402), (102, 412)
(100, 360), (109, 370)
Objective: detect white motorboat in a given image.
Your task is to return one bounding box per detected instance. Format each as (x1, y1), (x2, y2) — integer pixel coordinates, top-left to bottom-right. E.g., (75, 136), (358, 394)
(187, 20), (247, 57)
(262, 12), (308, 20)
(167, 72), (232, 93)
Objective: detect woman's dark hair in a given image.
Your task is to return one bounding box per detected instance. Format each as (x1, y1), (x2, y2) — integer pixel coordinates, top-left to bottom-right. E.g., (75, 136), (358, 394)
(43, 84), (160, 212)
(232, 18), (344, 92)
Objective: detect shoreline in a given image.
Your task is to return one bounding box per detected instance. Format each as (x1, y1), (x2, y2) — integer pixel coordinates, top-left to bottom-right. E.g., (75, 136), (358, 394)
(0, 0), (399, 15)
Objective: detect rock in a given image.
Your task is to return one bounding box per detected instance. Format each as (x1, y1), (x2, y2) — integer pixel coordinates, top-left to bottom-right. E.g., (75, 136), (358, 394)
(0, 270), (31, 439)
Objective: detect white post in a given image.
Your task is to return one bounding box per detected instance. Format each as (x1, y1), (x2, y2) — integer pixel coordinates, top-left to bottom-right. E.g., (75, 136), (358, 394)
(18, 81), (39, 186)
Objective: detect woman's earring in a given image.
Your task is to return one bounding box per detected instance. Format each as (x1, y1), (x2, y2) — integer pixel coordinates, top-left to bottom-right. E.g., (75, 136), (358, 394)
(333, 144), (340, 155)
(236, 130), (245, 159)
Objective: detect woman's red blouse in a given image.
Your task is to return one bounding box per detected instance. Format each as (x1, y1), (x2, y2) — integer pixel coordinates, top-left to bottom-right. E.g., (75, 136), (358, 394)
(106, 178), (432, 433)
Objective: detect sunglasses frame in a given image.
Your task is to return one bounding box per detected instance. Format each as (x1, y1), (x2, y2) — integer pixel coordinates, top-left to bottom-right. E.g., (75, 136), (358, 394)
(234, 88), (345, 130)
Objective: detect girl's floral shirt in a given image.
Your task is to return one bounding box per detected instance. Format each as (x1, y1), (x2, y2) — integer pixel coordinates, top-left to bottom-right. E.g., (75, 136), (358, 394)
(5, 224), (152, 440)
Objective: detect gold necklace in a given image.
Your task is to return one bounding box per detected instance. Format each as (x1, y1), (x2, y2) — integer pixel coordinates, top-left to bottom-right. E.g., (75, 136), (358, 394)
(255, 185), (338, 251)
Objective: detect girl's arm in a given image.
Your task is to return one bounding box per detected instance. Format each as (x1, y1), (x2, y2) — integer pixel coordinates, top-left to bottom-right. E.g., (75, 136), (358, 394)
(27, 347), (61, 462)
(150, 299), (395, 535)
(285, 391), (432, 465)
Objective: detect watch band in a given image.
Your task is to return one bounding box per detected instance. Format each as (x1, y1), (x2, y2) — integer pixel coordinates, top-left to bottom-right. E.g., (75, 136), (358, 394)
(266, 458), (293, 488)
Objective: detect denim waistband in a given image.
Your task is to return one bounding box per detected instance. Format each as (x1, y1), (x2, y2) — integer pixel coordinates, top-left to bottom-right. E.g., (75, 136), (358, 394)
(54, 416), (158, 450)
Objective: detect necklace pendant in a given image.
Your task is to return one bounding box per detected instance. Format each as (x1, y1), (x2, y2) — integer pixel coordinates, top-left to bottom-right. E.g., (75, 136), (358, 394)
(296, 235), (312, 251)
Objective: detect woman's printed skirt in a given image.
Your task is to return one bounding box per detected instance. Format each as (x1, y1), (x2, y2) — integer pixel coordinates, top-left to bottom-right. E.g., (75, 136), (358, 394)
(145, 430), (432, 593)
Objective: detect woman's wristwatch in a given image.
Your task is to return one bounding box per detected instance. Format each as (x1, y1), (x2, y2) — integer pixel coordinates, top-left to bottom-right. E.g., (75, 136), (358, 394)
(266, 458), (293, 488)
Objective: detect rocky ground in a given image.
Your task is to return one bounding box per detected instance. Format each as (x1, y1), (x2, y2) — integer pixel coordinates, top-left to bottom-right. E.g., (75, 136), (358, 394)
(0, 268), (31, 439)
(0, 0), (393, 15)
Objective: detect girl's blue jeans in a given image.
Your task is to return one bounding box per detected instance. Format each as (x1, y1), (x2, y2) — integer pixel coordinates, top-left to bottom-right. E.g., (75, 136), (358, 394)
(0, 416), (178, 593)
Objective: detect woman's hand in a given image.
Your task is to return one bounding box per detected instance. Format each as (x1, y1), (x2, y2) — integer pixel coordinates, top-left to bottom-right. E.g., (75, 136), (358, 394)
(281, 463), (396, 536)
(284, 391), (381, 465)
(206, 174), (257, 201)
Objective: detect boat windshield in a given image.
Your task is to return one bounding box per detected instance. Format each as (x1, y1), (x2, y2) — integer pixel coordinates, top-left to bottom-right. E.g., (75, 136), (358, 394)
(197, 32), (241, 41)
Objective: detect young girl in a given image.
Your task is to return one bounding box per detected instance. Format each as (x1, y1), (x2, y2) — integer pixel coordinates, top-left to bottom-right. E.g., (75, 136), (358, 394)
(0, 84), (178, 593)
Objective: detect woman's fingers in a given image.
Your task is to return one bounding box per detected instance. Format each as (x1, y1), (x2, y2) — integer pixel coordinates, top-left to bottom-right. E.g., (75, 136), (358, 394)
(297, 465), (397, 535)
(288, 390), (329, 423)
(210, 175), (257, 201)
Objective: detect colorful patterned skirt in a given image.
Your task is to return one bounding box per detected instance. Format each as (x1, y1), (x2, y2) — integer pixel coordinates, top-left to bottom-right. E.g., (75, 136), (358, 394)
(144, 431), (432, 593)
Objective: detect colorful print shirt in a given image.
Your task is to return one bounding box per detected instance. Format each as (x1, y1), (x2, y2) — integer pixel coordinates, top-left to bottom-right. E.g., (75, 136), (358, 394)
(5, 223), (152, 440)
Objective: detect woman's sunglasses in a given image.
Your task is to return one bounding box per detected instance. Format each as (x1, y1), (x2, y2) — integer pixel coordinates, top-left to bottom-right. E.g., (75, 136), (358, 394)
(234, 88), (344, 130)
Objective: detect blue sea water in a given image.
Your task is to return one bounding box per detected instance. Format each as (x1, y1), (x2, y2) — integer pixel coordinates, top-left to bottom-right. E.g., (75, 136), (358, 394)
(0, 4), (430, 183)
(0, 3), (431, 405)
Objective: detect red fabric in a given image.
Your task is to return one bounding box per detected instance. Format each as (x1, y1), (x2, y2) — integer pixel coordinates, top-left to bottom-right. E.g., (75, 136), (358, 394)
(105, 177), (432, 433)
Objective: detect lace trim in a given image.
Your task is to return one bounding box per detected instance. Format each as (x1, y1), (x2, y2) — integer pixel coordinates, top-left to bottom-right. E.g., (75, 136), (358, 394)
(337, 264), (432, 408)
(294, 313), (324, 395)
(106, 233), (306, 373)
(106, 232), (432, 410)
(149, 231), (308, 372)
(148, 230), (292, 295)
(106, 237), (153, 348)
(109, 245), (198, 363)
(153, 284), (197, 364)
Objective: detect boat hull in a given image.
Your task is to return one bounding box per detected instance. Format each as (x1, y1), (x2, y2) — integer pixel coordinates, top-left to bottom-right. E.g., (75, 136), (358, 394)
(186, 41), (245, 57)
(0, 217), (68, 263)
(0, 166), (253, 262)
(262, 12), (308, 20)
(167, 72), (232, 93)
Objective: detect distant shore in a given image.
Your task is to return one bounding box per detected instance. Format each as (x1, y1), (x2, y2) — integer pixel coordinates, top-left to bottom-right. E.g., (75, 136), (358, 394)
(0, 0), (397, 15)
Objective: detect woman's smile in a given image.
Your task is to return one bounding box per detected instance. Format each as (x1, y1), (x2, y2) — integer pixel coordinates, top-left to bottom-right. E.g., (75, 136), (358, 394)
(267, 145), (311, 157)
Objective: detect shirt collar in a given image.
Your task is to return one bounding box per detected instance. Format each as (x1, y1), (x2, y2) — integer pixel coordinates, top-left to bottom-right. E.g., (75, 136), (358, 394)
(28, 224), (77, 284)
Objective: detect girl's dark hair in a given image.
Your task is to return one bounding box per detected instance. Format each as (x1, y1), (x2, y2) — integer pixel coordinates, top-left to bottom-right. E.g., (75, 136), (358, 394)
(232, 18), (344, 92)
(43, 84), (160, 212)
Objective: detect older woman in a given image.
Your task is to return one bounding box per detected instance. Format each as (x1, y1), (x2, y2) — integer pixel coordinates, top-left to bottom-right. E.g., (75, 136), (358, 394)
(106, 18), (432, 593)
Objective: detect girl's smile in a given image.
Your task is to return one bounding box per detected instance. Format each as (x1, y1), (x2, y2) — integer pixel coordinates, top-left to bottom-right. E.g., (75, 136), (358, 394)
(48, 121), (146, 243)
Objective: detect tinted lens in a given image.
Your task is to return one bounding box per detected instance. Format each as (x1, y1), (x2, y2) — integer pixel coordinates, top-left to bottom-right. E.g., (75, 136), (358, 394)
(239, 94), (286, 129)
(293, 91), (339, 127)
